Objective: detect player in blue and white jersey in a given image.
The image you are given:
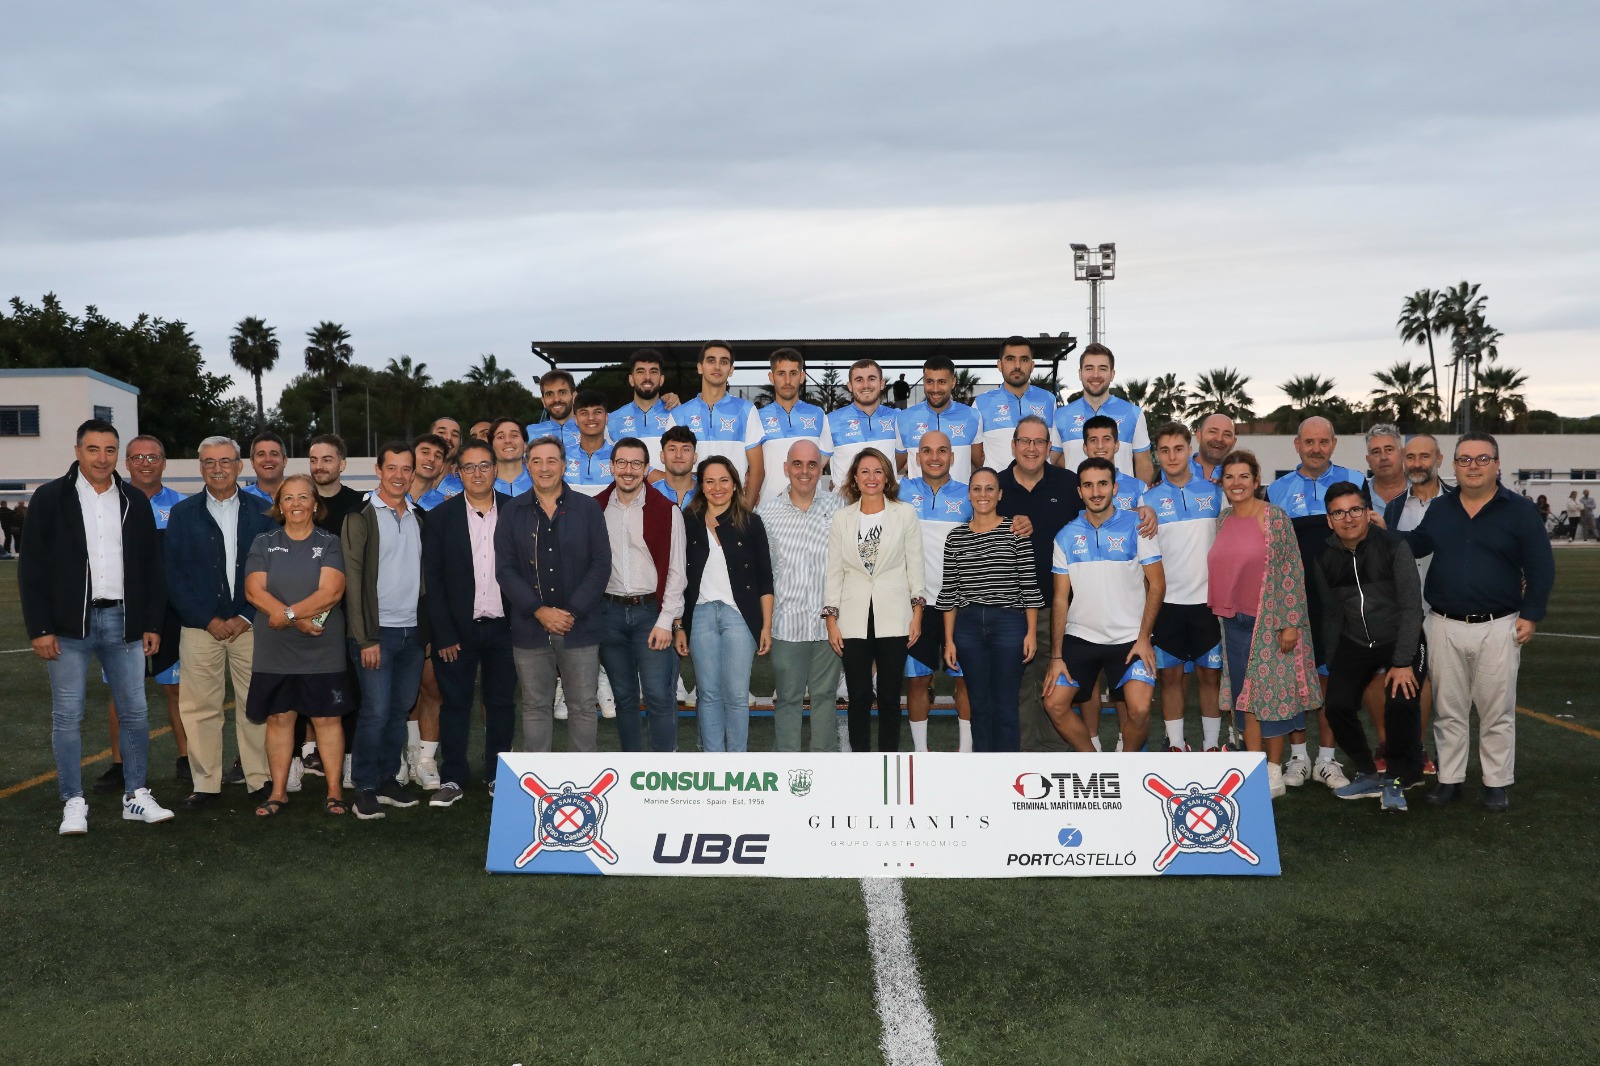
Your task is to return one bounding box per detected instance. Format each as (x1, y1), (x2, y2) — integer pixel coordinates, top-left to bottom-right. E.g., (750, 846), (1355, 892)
(241, 430), (286, 504)
(410, 432), (453, 510)
(826, 358), (901, 492)
(1189, 412), (1237, 484)
(525, 369), (584, 455)
(1080, 415), (1150, 511)
(564, 391), (615, 497)
(667, 340), (765, 502)
(651, 425), (700, 510)
(897, 355), (982, 484)
(489, 417), (533, 497)
(972, 336), (1059, 464)
(608, 349), (678, 470)
(1052, 343), (1153, 484)
(898, 432), (974, 753)
(419, 416), (466, 510)
(1042, 458), (1166, 753)
(1143, 422), (1227, 752)
(755, 348), (833, 506)
(1265, 415), (1364, 789)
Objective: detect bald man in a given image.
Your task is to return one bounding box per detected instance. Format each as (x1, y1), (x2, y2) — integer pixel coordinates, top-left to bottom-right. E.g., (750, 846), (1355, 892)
(757, 440), (844, 751)
(1265, 415), (1365, 789)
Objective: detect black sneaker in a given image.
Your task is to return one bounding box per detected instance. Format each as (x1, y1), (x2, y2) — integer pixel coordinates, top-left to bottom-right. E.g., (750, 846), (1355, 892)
(376, 780), (418, 808)
(429, 782), (464, 808)
(222, 757), (246, 786)
(175, 756), (192, 787)
(92, 762), (125, 794)
(302, 749), (325, 778)
(353, 790), (386, 820)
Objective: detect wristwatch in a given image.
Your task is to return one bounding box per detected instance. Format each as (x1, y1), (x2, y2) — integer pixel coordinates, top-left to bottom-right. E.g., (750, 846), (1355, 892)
(284, 606), (297, 622)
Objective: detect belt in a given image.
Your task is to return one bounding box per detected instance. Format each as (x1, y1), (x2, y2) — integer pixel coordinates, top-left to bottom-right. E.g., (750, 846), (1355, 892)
(1432, 608), (1516, 624)
(91, 598), (123, 608)
(472, 615), (505, 624)
(605, 593), (652, 606)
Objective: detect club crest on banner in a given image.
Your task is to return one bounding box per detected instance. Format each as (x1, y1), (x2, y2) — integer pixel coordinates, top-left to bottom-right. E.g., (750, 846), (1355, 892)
(788, 768), (813, 797)
(1143, 769), (1259, 872)
(515, 769), (620, 868)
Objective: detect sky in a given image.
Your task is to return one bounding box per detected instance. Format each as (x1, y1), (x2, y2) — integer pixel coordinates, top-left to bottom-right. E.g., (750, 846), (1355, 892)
(5, 1), (1597, 415)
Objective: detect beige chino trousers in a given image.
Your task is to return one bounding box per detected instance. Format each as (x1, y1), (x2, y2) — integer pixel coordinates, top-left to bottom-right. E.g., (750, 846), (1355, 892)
(178, 626), (269, 792)
(1425, 613), (1520, 788)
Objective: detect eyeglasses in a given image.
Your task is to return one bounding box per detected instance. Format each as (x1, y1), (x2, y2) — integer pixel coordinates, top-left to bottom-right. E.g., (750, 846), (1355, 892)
(610, 459), (648, 470)
(458, 461), (494, 475)
(127, 453), (163, 463)
(1328, 507), (1367, 520)
(199, 458), (239, 469)
(1454, 455), (1497, 468)
(1014, 437), (1049, 448)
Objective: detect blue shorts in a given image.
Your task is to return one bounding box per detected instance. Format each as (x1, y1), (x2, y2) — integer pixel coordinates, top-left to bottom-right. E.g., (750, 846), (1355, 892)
(103, 661), (180, 687)
(905, 657), (963, 679)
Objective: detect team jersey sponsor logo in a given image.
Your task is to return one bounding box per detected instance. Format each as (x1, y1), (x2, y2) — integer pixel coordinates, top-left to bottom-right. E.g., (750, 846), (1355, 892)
(950, 423), (968, 439)
(943, 499), (966, 515)
(719, 416), (737, 433)
(1107, 534), (1127, 552)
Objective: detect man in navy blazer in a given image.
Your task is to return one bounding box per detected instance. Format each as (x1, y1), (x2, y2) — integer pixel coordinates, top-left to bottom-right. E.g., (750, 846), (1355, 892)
(422, 439), (515, 805)
(495, 435), (612, 753)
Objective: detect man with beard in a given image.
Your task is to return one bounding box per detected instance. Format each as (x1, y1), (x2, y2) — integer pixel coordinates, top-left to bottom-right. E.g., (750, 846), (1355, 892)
(973, 336), (1059, 464)
(525, 370), (583, 454)
(309, 434), (367, 535)
(1053, 344), (1154, 485)
(754, 348), (833, 507)
(609, 349), (678, 470)
(419, 416), (465, 509)
(897, 356), (981, 484)
(826, 358), (901, 488)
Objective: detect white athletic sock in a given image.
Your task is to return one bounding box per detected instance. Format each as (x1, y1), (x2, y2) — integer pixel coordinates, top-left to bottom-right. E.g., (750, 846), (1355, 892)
(1164, 720), (1185, 749)
(1291, 742), (1309, 759)
(1090, 736), (1103, 752)
(957, 718), (973, 753)
(909, 719), (929, 752)
(1317, 746), (1337, 764)
(406, 720), (422, 748)
(420, 740), (438, 759)
(1201, 717), (1221, 749)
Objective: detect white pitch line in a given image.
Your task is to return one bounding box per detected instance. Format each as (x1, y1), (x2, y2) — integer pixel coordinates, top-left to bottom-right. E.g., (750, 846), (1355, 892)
(860, 878), (942, 1066)
(1, 648), (33, 655)
(1541, 632), (1600, 640)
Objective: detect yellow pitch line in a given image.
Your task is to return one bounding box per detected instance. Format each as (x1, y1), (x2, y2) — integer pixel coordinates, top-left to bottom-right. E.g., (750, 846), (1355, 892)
(1517, 705), (1600, 740)
(0, 726), (174, 800)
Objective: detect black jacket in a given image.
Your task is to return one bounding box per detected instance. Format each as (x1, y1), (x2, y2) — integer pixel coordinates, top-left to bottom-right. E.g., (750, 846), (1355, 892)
(682, 510), (773, 641)
(19, 462), (165, 642)
(1310, 527), (1424, 667)
(164, 489), (277, 629)
(423, 490), (512, 649)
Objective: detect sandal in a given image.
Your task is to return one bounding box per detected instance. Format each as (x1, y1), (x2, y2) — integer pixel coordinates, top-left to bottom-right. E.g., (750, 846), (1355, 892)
(323, 796), (348, 816)
(255, 798), (288, 818)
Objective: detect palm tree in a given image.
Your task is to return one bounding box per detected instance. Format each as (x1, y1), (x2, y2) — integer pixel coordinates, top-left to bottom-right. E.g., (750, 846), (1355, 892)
(229, 316), (279, 430)
(1396, 289), (1446, 402)
(304, 321), (353, 435)
(385, 355), (432, 438)
(1146, 373), (1189, 427)
(464, 353), (519, 415)
(814, 366), (847, 411)
(953, 369), (981, 406)
(1187, 367), (1254, 422)
(1436, 282), (1487, 427)
(1473, 365), (1528, 431)
(1280, 373), (1338, 420)
(1370, 360), (1440, 430)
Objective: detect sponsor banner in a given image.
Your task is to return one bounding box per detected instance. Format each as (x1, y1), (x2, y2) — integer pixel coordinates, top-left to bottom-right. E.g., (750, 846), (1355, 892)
(486, 753), (1280, 878)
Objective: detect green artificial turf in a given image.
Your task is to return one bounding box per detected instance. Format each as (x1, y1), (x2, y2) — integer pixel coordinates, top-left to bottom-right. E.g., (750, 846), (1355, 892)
(2, 552), (1597, 1065)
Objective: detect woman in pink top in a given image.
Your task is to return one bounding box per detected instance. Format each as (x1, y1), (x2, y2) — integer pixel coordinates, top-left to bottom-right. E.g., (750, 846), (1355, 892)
(1207, 450), (1320, 798)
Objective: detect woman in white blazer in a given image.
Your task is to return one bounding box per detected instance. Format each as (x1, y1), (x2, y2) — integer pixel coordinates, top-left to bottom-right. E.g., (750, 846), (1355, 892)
(824, 448), (924, 752)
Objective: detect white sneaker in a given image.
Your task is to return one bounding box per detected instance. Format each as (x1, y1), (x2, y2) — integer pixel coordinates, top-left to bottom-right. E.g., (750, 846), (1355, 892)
(1283, 753), (1312, 787)
(677, 677), (693, 707)
(554, 679), (569, 720)
(399, 745), (418, 785)
(59, 796), (89, 835)
(1313, 758), (1350, 789)
(598, 675), (617, 719)
(1115, 735), (1125, 753)
(122, 787), (175, 824)
(415, 755), (441, 791)
(749, 690), (773, 709)
(286, 756), (305, 794)
(1267, 763), (1286, 798)
(343, 754), (354, 790)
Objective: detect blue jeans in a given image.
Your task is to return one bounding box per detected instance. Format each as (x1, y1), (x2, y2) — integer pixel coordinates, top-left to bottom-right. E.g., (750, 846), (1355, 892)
(599, 599), (680, 752)
(953, 605), (1028, 752)
(689, 601), (757, 753)
(351, 626), (426, 792)
(49, 605), (150, 800)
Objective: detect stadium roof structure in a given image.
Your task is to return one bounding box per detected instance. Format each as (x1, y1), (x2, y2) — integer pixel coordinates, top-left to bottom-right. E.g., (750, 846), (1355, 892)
(530, 334), (1080, 387)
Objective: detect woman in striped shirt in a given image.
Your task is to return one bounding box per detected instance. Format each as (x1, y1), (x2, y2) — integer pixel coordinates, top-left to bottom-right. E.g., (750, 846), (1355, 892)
(935, 468), (1044, 752)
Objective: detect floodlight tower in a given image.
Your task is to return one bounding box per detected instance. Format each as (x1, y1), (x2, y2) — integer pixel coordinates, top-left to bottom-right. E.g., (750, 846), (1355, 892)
(1070, 242), (1116, 344)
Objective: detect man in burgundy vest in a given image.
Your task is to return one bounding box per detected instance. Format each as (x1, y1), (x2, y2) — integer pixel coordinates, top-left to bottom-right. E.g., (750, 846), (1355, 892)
(595, 437), (689, 751)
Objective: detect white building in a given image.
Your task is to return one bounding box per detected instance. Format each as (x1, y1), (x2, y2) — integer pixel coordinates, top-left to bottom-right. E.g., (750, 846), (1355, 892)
(0, 369), (141, 497)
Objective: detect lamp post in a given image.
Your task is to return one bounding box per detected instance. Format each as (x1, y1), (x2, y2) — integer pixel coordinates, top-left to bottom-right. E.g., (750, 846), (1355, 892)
(1070, 242), (1116, 344)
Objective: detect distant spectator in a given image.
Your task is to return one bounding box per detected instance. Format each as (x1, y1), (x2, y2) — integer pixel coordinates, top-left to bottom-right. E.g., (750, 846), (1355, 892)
(1582, 489), (1596, 541)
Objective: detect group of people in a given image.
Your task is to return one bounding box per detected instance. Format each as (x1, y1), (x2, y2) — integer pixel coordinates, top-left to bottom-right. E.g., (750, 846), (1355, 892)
(20, 337), (1555, 834)
(1535, 490), (1595, 541)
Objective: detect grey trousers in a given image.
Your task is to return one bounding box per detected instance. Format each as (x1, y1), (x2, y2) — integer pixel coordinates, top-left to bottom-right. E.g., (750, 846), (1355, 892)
(1019, 609), (1072, 752)
(1426, 613), (1520, 787)
(513, 638), (601, 753)
(770, 638), (843, 752)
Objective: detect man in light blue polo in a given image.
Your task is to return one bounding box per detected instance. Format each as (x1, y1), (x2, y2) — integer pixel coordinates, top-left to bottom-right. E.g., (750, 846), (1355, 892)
(897, 355), (981, 484)
(1053, 343), (1153, 485)
(755, 348), (832, 507)
(669, 340), (765, 504)
(826, 358), (900, 487)
(565, 391), (615, 498)
(608, 349), (677, 470)
(973, 336), (1059, 463)
(525, 370), (583, 454)
(241, 430), (287, 504)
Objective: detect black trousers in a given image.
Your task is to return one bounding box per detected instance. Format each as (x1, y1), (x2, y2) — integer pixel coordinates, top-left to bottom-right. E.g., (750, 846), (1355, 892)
(1326, 636), (1427, 784)
(433, 616), (518, 787)
(841, 607), (908, 753)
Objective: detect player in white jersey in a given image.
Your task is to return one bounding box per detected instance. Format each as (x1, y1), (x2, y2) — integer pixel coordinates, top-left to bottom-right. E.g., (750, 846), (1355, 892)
(1052, 342), (1154, 484)
(896, 356), (981, 483)
(898, 432), (974, 752)
(754, 348), (833, 506)
(973, 336), (1060, 464)
(1143, 422), (1226, 753)
(666, 341), (766, 504)
(1043, 458), (1166, 753)
(825, 358), (901, 491)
